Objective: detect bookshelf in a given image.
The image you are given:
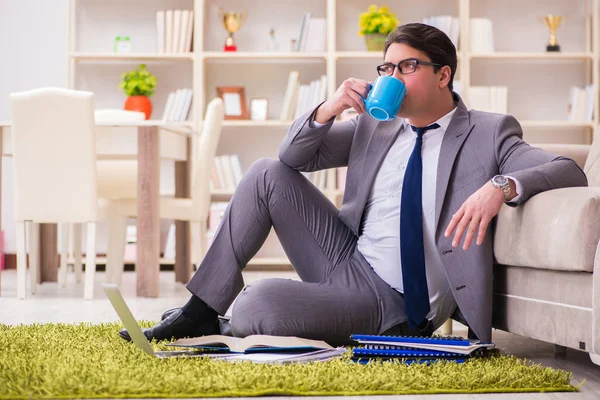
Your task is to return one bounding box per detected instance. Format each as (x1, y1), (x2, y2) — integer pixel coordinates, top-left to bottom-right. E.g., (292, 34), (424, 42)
(67, 0), (600, 267)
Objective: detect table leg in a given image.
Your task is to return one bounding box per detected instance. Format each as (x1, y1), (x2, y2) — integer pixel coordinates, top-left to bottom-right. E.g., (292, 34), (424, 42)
(174, 136), (192, 283)
(39, 224), (58, 282)
(136, 126), (160, 297)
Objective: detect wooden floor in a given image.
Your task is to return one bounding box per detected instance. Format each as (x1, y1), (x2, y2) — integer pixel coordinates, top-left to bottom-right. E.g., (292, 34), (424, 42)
(1, 269), (599, 400)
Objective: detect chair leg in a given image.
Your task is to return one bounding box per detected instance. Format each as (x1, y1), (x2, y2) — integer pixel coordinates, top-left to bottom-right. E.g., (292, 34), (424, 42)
(16, 221), (27, 299)
(191, 219), (207, 271)
(106, 214), (127, 286)
(28, 222), (40, 295)
(59, 223), (69, 288)
(72, 223), (83, 283)
(83, 222), (97, 300)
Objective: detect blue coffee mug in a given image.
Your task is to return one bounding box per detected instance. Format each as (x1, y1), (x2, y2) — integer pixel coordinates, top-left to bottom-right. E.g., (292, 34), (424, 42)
(363, 76), (407, 121)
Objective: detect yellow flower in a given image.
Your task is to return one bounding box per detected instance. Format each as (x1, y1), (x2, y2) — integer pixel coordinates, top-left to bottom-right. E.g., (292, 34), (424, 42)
(358, 4), (398, 36)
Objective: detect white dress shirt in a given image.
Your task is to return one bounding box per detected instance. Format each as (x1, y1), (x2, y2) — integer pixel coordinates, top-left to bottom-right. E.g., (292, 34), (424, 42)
(312, 108), (522, 330)
(357, 109), (458, 329)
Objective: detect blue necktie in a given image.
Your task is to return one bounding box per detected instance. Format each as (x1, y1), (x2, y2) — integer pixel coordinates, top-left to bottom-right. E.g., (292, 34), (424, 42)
(400, 123), (440, 330)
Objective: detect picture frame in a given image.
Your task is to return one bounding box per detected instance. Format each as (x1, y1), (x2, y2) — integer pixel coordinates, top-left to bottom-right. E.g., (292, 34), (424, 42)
(216, 86), (249, 120)
(250, 98), (269, 121)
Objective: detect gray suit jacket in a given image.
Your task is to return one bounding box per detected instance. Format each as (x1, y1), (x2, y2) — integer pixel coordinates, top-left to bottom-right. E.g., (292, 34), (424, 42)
(278, 94), (588, 342)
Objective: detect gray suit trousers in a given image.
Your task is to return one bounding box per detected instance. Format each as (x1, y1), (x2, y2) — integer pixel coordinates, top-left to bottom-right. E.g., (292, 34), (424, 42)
(186, 158), (411, 344)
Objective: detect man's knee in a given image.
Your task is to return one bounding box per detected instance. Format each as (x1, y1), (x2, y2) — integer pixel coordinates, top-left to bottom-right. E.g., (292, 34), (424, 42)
(229, 279), (286, 337)
(245, 158), (288, 177)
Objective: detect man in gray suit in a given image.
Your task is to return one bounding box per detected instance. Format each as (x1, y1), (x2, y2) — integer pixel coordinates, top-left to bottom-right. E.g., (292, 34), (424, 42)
(120, 23), (587, 344)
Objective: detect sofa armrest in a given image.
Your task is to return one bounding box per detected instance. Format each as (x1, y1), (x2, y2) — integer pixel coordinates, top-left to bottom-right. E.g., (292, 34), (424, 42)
(494, 187), (600, 272)
(532, 143), (591, 170)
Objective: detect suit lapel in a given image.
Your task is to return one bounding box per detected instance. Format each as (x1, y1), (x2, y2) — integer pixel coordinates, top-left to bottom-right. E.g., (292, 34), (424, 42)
(435, 97), (475, 232)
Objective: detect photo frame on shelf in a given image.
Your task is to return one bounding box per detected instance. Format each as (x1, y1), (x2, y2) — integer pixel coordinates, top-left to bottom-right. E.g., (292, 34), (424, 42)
(216, 86), (249, 119)
(250, 98), (268, 121)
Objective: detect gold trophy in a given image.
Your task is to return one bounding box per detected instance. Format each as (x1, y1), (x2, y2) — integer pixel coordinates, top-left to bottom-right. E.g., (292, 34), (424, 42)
(540, 15), (564, 52)
(219, 9), (247, 52)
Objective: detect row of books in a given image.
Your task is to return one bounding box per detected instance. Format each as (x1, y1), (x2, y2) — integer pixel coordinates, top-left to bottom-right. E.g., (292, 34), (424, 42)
(568, 84), (596, 122)
(470, 18), (495, 53)
(301, 167), (347, 192)
(423, 16), (460, 49)
(211, 154), (244, 191)
(296, 13), (327, 52)
(280, 71), (328, 121)
(156, 9), (194, 53)
(424, 16), (493, 53)
(208, 202), (228, 233)
(161, 88), (193, 122)
(467, 86), (508, 114)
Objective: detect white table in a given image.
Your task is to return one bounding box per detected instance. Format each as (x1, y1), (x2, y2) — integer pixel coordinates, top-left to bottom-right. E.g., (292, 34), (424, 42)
(0, 120), (194, 297)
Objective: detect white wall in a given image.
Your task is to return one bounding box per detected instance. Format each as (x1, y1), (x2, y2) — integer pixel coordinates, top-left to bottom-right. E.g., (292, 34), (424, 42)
(0, 0), (69, 253)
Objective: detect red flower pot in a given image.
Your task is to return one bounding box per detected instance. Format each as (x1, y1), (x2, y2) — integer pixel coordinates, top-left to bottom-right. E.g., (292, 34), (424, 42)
(124, 95), (152, 120)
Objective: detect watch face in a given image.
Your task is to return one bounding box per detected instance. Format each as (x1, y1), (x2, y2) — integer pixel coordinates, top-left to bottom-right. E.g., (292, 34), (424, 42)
(493, 175), (509, 186)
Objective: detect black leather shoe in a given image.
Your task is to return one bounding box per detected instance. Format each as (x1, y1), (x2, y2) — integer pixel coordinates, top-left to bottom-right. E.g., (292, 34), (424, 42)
(118, 308), (219, 342)
(161, 307), (180, 321)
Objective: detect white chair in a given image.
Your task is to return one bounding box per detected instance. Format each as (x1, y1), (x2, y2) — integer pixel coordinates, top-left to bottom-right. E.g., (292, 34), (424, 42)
(10, 87), (118, 300)
(107, 97), (224, 285)
(68, 109), (146, 283)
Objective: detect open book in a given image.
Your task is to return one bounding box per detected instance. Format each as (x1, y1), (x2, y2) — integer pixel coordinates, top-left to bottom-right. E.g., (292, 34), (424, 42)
(167, 334), (332, 354)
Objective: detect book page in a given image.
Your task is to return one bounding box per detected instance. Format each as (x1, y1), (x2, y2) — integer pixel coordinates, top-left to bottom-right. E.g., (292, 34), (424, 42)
(168, 334), (332, 353)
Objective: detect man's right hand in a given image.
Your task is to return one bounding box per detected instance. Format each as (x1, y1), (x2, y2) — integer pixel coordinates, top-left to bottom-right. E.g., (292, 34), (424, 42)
(314, 78), (371, 123)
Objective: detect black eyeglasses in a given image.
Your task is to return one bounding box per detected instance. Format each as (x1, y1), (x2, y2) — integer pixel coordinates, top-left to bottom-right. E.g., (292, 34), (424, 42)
(376, 58), (442, 76)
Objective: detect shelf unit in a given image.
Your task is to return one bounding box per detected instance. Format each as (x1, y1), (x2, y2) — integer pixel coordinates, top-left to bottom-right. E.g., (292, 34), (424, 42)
(66, 0), (600, 267)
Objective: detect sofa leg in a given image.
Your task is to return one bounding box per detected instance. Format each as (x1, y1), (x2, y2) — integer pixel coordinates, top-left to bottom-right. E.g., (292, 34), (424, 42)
(590, 353), (600, 366)
(553, 344), (567, 356)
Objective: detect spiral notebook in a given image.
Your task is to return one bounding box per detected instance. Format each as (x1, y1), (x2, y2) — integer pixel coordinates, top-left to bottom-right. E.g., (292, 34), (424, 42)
(350, 334), (495, 356)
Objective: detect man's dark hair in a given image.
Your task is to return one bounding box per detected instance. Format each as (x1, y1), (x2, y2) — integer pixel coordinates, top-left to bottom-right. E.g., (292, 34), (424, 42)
(384, 23), (457, 92)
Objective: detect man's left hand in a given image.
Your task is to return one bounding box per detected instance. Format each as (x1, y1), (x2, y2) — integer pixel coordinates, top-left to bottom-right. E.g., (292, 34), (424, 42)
(444, 181), (511, 250)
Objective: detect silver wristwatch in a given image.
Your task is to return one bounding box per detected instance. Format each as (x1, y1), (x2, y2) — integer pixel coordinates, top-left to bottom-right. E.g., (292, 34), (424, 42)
(491, 175), (512, 201)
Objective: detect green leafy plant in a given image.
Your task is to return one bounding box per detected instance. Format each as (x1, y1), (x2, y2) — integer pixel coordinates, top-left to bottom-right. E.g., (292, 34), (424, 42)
(119, 64), (157, 97)
(358, 4), (398, 36)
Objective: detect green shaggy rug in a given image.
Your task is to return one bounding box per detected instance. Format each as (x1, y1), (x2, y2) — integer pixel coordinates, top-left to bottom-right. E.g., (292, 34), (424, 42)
(0, 322), (577, 398)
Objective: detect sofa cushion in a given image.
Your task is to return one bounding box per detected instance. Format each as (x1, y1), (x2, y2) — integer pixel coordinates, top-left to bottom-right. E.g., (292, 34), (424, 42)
(494, 187), (600, 273)
(534, 143), (590, 170)
(493, 264), (592, 308)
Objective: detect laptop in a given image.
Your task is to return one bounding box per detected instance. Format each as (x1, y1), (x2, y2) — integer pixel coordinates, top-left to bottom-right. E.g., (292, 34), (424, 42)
(103, 283), (209, 359)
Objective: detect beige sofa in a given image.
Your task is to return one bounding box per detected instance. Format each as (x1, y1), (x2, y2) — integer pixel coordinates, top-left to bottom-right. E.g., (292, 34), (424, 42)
(492, 134), (600, 366)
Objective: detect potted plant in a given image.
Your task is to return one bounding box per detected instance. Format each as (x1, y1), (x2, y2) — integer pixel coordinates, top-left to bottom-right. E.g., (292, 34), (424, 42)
(119, 64), (157, 119)
(358, 5), (398, 52)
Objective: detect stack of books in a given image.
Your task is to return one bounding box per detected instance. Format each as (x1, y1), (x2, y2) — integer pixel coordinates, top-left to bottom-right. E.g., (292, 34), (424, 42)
(350, 334), (496, 364)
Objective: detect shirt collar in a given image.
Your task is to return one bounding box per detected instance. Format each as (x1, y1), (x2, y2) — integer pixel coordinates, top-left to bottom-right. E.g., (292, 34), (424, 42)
(399, 106), (458, 133)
